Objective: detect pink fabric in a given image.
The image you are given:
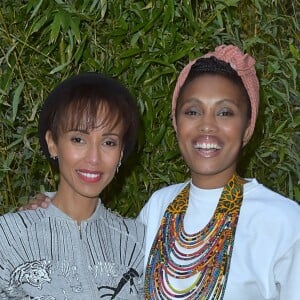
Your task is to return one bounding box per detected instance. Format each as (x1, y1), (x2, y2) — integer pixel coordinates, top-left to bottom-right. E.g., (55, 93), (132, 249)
(172, 45), (259, 139)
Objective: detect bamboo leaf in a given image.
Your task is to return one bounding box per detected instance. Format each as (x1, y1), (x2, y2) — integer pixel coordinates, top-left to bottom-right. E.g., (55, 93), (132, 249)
(69, 17), (81, 43)
(50, 12), (61, 43)
(30, 15), (49, 35)
(49, 62), (70, 74)
(12, 82), (25, 122)
(28, 0), (44, 19)
(119, 48), (143, 59)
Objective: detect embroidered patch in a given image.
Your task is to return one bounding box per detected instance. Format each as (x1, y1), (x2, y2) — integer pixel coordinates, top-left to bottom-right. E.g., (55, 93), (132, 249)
(9, 260), (52, 290)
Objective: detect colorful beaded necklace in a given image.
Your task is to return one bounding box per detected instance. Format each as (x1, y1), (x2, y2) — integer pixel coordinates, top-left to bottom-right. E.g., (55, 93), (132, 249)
(145, 174), (244, 299)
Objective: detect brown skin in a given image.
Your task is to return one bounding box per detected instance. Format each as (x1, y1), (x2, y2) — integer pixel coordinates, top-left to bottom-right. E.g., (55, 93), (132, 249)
(21, 119), (124, 221)
(175, 74), (251, 189)
(19, 193), (50, 211)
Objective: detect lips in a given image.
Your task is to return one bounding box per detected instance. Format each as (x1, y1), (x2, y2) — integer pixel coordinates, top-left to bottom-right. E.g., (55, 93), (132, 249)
(76, 170), (102, 183)
(194, 142), (222, 150)
(192, 136), (223, 157)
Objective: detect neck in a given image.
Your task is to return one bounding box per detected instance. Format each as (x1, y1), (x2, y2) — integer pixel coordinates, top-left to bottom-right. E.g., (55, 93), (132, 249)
(191, 170), (240, 189)
(52, 191), (98, 224)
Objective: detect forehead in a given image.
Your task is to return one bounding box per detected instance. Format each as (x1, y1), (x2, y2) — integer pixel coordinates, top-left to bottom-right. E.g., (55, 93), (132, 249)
(60, 100), (125, 133)
(181, 74), (244, 100)
(176, 74), (251, 117)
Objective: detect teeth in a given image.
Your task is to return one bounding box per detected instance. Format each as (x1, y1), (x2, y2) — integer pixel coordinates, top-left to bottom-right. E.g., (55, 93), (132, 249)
(194, 143), (221, 150)
(78, 171), (100, 178)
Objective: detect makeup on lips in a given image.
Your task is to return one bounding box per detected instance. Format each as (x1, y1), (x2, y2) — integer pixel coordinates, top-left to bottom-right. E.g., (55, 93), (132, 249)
(76, 169), (103, 183)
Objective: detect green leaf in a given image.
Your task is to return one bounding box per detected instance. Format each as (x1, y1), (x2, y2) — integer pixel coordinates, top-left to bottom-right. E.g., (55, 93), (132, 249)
(119, 48), (143, 59)
(289, 44), (300, 60)
(49, 62), (70, 74)
(69, 17), (81, 43)
(12, 82), (25, 122)
(28, 0), (44, 19)
(50, 13), (62, 43)
(30, 15), (49, 35)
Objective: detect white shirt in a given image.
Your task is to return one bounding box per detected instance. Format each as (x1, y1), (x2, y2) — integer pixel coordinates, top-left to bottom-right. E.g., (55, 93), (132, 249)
(138, 178), (300, 300)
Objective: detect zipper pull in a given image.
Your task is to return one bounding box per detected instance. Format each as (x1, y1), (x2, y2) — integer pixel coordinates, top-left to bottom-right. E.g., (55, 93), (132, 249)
(78, 223), (82, 239)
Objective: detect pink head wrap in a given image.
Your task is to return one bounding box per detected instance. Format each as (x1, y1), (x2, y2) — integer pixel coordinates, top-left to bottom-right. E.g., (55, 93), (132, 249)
(172, 45), (259, 139)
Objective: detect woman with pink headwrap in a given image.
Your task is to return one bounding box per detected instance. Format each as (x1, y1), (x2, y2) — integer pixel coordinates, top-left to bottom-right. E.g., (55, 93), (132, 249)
(138, 45), (300, 299)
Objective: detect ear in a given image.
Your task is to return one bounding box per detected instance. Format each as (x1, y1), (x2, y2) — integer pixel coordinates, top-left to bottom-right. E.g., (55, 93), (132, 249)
(45, 131), (58, 158)
(171, 114), (178, 134)
(242, 123), (252, 147)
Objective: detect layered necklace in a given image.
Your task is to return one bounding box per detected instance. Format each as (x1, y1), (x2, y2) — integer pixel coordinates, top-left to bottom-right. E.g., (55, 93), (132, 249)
(145, 174), (244, 299)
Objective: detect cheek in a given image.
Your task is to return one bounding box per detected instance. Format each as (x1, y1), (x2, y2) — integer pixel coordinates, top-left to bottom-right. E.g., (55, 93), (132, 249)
(225, 129), (243, 144)
(56, 144), (86, 167)
(102, 150), (122, 166)
(176, 120), (193, 138)
(60, 148), (82, 161)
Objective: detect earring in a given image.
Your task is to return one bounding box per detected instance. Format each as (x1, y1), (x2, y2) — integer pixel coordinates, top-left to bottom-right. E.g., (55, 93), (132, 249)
(50, 154), (58, 160)
(116, 160), (122, 173)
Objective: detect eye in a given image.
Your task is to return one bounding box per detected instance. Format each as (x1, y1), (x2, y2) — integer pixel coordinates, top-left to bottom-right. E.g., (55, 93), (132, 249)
(218, 108), (234, 117)
(184, 107), (201, 116)
(71, 136), (84, 144)
(103, 139), (118, 147)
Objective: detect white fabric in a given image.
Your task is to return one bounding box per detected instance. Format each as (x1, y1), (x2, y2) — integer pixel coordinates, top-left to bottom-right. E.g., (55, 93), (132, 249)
(138, 178), (300, 300)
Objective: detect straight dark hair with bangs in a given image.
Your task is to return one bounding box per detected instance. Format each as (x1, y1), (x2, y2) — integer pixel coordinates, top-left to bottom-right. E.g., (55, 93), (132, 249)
(38, 72), (139, 168)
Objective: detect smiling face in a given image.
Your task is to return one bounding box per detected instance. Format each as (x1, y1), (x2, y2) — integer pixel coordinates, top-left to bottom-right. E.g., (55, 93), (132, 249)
(175, 74), (251, 188)
(38, 73), (139, 220)
(46, 113), (123, 203)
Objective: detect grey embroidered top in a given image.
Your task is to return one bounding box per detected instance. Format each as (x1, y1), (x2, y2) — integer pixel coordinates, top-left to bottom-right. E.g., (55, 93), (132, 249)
(0, 201), (145, 299)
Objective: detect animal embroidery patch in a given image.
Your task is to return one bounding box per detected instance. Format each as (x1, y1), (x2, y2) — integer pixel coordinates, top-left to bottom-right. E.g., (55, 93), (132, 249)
(9, 260), (52, 289)
(98, 267), (141, 298)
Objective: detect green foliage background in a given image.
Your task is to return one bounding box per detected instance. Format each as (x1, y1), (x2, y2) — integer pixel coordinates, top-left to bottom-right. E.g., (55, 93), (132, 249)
(0, 0), (299, 216)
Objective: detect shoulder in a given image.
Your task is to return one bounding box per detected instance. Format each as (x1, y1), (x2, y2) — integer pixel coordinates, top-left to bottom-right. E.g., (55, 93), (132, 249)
(244, 178), (300, 217)
(138, 182), (188, 225)
(95, 203), (145, 241)
(149, 182), (189, 203)
(242, 178), (300, 247)
(0, 209), (48, 254)
(0, 208), (47, 230)
(144, 182), (188, 210)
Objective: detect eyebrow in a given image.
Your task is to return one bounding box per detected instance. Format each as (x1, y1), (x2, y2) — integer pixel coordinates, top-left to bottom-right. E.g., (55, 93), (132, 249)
(182, 97), (239, 106)
(216, 98), (239, 106)
(67, 129), (121, 136)
(102, 133), (121, 138)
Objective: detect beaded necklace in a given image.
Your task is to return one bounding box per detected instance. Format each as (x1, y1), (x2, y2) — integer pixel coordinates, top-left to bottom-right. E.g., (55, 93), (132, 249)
(145, 174), (244, 299)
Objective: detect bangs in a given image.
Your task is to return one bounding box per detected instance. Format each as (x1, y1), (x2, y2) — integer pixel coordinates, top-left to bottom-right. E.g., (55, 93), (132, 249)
(51, 94), (126, 140)
(39, 72), (139, 165)
(64, 100), (122, 132)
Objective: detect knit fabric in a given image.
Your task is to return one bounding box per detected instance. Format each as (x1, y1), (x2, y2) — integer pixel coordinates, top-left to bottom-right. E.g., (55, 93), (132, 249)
(172, 45), (259, 139)
(0, 201), (145, 299)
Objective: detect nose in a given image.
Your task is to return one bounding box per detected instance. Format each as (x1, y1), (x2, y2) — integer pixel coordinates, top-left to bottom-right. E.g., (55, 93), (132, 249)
(85, 143), (101, 165)
(198, 114), (217, 133)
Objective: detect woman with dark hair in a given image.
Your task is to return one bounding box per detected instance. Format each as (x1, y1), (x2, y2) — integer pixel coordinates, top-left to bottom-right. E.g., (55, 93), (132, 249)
(139, 45), (300, 299)
(0, 73), (145, 299)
